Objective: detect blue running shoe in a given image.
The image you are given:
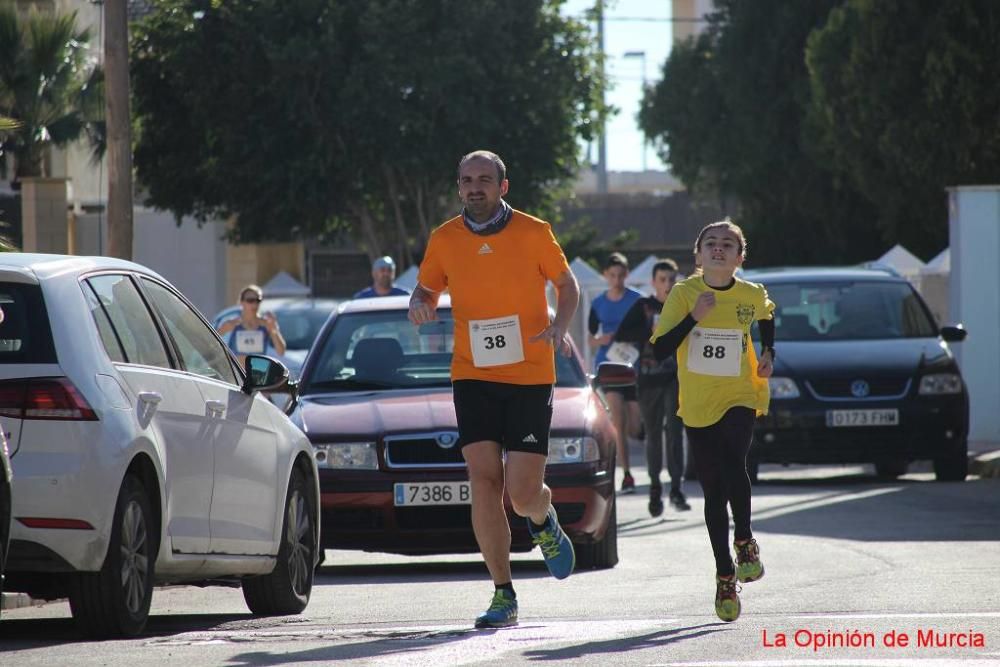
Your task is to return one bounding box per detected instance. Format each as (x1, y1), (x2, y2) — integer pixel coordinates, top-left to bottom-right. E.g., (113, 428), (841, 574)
(528, 505), (575, 580)
(474, 589), (518, 629)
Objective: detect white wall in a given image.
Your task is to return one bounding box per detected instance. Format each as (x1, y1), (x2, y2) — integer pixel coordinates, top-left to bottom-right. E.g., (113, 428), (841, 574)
(948, 186), (1000, 446)
(74, 210), (229, 319)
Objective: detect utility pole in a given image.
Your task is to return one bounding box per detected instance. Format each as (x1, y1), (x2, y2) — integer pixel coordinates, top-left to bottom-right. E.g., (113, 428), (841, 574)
(104, 0), (133, 259)
(595, 0), (608, 195)
(624, 50), (648, 172)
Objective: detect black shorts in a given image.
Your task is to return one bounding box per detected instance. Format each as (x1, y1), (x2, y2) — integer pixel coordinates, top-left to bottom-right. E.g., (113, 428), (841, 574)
(453, 380), (553, 455)
(604, 385), (637, 401)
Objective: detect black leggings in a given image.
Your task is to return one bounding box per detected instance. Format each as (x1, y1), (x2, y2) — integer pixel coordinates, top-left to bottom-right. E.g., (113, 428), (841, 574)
(686, 406), (755, 576)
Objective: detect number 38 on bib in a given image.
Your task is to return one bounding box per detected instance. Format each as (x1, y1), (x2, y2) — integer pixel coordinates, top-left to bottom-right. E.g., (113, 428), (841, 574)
(469, 314), (525, 367)
(686, 326), (741, 377)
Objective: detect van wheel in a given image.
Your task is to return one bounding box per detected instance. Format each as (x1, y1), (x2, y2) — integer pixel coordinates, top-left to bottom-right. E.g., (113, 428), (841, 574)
(69, 475), (155, 638)
(575, 495), (618, 570)
(934, 441), (968, 481)
(874, 459), (908, 479)
(243, 467), (316, 614)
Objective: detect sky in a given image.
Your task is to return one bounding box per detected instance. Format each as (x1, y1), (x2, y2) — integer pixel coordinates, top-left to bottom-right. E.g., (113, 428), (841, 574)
(561, 0), (675, 173)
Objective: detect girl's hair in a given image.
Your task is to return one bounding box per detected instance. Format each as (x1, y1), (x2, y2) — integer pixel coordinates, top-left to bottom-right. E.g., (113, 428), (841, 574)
(692, 219), (747, 273)
(239, 284), (263, 302)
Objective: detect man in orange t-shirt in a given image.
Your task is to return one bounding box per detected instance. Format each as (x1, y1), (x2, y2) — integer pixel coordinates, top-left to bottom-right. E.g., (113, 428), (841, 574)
(409, 150), (580, 629)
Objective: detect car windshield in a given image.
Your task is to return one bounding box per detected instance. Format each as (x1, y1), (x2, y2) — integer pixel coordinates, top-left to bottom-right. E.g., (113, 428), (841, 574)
(303, 309), (587, 392)
(760, 280), (939, 341)
(273, 309), (333, 350)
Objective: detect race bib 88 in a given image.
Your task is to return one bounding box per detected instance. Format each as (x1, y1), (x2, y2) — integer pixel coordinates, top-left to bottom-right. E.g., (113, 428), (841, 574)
(686, 326), (741, 376)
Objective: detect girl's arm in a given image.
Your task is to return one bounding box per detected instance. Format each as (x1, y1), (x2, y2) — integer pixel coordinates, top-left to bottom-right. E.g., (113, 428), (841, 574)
(758, 318), (775, 358)
(217, 317), (239, 335)
(652, 314), (697, 360)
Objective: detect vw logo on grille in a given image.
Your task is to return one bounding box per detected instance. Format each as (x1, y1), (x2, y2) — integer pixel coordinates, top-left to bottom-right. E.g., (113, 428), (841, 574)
(436, 432), (457, 449)
(850, 380), (870, 398)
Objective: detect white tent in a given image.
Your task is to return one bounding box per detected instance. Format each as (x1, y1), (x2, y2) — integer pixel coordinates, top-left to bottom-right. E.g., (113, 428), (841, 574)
(924, 247), (950, 274)
(875, 244), (925, 277)
(262, 271), (311, 298)
(626, 254), (658, 294)
(567, 257), (610, 372)
(395, 265), (419, 290)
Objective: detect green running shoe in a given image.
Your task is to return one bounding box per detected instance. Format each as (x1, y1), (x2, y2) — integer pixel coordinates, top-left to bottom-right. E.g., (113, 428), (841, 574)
(528, 505), (575, 580)
(715, 574), (741, 622)
(735, 538), (765, 583)
(474, 589), (518, 629)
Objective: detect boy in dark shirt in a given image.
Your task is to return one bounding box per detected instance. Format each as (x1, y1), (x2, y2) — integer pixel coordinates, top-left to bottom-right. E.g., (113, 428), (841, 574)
(613, 258), (691, 515)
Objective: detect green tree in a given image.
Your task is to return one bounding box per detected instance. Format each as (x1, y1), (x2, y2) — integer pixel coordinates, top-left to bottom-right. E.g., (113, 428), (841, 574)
(0, 4), (103, 180)
(639, 0), (883, 266)
(131, 0), (606, 264)
(806, 0), (1000, 258)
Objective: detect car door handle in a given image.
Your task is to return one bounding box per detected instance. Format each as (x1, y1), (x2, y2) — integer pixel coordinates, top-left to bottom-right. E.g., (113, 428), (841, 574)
(205, 399), (226, 417)
(138, 392), (162, 405)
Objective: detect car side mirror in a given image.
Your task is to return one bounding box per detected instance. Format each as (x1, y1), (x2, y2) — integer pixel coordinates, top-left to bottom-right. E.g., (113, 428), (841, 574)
(594, 361), (637, 389)
(940, 324), (967, 343)
(242, 354), (290, 394)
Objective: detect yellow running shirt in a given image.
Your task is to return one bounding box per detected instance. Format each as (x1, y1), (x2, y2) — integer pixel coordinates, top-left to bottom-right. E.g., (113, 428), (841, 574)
(650, 275), (775, 427)
(417, 210), (570, 385)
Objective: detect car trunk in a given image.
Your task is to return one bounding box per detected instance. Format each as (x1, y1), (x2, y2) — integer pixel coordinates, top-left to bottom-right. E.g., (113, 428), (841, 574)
(0, 275), (61, 456)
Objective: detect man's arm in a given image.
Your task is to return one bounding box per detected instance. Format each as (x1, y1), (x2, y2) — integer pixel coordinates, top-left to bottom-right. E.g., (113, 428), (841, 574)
(408, 284), (441, 325)
(530, 269), (579, 356)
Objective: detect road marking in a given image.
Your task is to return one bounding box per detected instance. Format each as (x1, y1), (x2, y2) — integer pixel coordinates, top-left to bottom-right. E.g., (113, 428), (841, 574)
(790, 612), (1000, 619)
(750, 487), (900, 522)
(652, 661), (999, 666)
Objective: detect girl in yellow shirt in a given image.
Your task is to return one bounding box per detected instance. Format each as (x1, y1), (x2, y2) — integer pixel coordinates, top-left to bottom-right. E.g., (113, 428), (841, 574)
(649, 220), (775, 622)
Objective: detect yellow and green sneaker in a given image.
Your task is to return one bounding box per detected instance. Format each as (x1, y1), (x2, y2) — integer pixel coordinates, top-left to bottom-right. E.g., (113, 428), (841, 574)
(474, 589), (518, 629)
(735, 538), (765, 583)
(715, 574), (741, 622)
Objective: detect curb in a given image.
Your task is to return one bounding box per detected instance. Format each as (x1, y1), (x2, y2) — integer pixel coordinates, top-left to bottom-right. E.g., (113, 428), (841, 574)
(969, 450), (1000, 479)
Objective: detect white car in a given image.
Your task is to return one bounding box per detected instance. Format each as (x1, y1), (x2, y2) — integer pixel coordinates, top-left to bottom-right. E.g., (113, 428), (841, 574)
(0, 254), (320, 637)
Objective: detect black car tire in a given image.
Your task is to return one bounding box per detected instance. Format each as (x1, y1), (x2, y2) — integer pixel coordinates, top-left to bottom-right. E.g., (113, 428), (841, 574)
(574, 495), (618, 570)
(934, 441), (968, 482)
(874, 459), (908, 479)
(243, 466), (316, 615)
(69, 475), (155, 638)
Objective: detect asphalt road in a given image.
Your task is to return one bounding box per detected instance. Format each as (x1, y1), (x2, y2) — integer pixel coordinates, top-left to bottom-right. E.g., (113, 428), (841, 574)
(2, 462), (999, 666)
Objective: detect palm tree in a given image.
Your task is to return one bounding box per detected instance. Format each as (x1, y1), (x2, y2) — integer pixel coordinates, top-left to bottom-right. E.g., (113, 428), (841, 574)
(0, 4), (103, 181)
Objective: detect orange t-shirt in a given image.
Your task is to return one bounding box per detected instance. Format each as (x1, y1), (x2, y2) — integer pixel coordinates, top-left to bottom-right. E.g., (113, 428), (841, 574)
(417, 210), (571, 385)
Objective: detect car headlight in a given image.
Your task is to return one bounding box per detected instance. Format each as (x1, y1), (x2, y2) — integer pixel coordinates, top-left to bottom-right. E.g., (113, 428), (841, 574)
(547, 437), (600, 464)
(313, 442), (378, 469)
(919, 373), (963, 395)
(768, 377), (800, 399)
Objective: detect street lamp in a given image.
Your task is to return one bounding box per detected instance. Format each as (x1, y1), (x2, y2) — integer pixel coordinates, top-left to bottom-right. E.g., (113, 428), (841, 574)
(623, 50), (648, 172)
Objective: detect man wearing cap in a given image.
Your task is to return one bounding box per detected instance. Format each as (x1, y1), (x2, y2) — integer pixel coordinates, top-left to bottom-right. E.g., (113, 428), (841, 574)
(353, 256), (411, 299)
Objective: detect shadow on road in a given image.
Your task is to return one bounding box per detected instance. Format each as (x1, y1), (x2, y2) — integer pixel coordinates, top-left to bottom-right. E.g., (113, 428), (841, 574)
(619, 464), (999, 543)
(226, 625), (486, 666)
(316, 558), (551, 584)
(0, 612), (253, 646)
(521, 622), (729, 661)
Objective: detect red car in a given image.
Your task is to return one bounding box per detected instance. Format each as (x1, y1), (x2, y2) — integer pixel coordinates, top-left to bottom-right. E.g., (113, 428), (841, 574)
(287, 296), (627, 569)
